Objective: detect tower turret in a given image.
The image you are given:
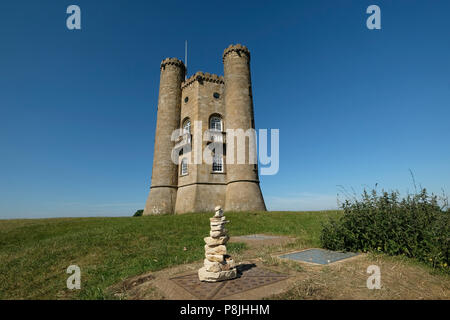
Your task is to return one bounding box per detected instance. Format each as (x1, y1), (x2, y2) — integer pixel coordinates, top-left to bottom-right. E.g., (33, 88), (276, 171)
(222, 44), (266, 212)
(143, 58), (185, 215)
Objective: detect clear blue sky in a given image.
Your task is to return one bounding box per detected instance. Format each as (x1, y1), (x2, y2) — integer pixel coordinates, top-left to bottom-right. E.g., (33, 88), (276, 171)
(1, 0), (449, 219)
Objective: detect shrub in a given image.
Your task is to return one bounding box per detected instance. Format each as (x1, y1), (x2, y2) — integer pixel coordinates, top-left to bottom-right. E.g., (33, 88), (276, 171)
(133, 209), (144, 217)
(320, 188), (449, 271)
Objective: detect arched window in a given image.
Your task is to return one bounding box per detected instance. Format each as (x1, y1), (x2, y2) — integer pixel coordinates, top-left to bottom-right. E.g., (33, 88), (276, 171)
(180, 158), (188, 176)
(182, 118), (191, 134)
(209, 115), (222, 131)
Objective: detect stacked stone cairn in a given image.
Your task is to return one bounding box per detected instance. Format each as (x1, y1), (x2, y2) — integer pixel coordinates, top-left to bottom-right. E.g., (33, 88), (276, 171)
(198, 206), (237, 282)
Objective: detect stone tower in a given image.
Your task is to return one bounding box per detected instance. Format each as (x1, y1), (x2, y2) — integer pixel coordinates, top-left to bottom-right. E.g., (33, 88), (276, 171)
(143, 44), (266, 215)
(144, 58), (185, 214)
(223, 45), (266, 212)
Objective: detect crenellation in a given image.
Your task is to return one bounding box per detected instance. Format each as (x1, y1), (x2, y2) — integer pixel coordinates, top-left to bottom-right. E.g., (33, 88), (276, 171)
(222, 44), (250, 62)
(181, 71), (225, 90)
(144, 44), (266, 215)
(160, 57), (186, 71)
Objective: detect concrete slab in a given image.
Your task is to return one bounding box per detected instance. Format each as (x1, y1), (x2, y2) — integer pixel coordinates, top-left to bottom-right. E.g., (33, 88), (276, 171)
(279, 248), (360, 265)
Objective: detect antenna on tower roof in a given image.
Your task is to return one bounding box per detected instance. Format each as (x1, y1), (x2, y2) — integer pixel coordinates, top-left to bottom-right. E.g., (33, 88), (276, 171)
(185, 40), (188, 79)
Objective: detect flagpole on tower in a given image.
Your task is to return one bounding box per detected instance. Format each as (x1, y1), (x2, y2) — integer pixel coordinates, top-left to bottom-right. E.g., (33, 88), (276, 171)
(185, 40), (188, 80)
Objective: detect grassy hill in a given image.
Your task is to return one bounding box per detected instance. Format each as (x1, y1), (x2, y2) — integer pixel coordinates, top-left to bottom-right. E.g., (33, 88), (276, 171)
(0, 210), (339, 299)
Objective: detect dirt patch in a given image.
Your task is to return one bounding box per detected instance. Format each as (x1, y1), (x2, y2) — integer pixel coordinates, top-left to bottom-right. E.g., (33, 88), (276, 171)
(108, 236), (450, 300)
(121, 274), (155, 291)
(266, 254), (450, 300)
(108, 259), (295, 300)
(108, 272), (163, 300)
(169, 262), (291, 299)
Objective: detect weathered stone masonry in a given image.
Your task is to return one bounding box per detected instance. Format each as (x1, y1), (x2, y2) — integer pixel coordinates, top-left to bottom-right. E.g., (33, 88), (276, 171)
(144, 44), (266, 215)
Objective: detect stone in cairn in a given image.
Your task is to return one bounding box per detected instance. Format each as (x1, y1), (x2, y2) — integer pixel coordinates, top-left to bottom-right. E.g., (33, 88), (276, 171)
(198, 206), (237, 282)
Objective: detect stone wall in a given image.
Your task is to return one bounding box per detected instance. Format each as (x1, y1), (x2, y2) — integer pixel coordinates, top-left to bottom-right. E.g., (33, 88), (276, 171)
(144, 45), (266, 215)
(223, 45), (266, 212)
(143, 58), (185, 215)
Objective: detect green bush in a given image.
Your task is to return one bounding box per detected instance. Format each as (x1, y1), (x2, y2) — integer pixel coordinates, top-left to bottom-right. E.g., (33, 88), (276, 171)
(133, 209), (143, 217)
(320, 188), (449, 271)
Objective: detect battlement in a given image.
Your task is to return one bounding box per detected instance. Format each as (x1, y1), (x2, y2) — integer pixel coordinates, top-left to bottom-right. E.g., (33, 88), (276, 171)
(181, 71), (224, 89)
(222, 44), (250, 62)
(160, 57), (186, 71)
(144, 43), (266, 215)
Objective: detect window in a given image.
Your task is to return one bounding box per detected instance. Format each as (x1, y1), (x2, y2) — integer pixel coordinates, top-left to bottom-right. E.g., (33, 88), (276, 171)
(213, 92), (220, 99)
(184, 96), (189, 103)
(212, 155), (223, 173)
(209, 116), (222, 131)
(181, 158), (188, 176)
(182, 118), (191, 134)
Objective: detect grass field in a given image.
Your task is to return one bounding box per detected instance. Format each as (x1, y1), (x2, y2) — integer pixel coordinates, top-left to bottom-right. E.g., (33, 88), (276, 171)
(0, 210), (339, 299)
